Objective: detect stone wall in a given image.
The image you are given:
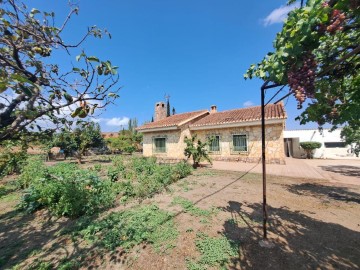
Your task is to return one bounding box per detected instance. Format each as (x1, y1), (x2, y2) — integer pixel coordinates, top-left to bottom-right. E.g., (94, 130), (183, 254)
(194, 123), (286, 164)
(142, 123), (286, 164)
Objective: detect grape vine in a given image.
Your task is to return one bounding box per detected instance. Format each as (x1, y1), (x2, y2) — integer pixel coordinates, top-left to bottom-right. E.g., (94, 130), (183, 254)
(287, 52), (317, 109)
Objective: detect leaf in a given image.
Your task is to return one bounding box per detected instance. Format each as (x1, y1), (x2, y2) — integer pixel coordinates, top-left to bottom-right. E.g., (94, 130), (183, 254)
(71, 107), (82, 118)
(63, 93), (73, 103)
(108, 93), (119, 98)
(87, 56), (100, 62)
(19, 85), (33, 97)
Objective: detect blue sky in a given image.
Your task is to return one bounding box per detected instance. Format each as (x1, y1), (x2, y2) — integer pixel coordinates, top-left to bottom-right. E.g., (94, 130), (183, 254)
(28, 0), (317, 131)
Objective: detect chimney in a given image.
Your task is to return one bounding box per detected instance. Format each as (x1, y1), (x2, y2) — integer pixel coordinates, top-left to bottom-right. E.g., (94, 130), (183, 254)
(210, 105), (217, 114)
(154, 102), (167, 121)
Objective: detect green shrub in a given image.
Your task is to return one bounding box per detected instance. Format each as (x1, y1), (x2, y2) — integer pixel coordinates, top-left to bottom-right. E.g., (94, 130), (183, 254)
(93, 164), (102, 172)
(109, 157), (192, 201)
(300, 141), (322, 159)
(0, 150), (28, 178)
(18, 156), (47, 188)
(19, 162), (116, 217)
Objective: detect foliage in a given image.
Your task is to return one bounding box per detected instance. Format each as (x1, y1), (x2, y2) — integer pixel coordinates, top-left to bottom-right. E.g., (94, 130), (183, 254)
(52, 122), (105, 163)
(187, 232), (238, 270)
(106, 129), (142, 154)
(79, 204), (178, 252)
(18, 161), (116, 217)
(341, 126), (360, 156)
(18, 156), (46, 188)
(300, 141), (322, 158)
(245, 0), (360, 131)
(0, 0), (120, 142)
(0, 141), (28, 178)
(108, 157), (192, 200)
(171, 197), (213, 217)
(184, 135), (212, 168)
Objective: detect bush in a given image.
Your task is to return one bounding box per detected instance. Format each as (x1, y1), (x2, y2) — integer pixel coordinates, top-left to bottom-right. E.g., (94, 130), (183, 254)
(107, 157), (192, 200)
(18, 156), (47, 188)
(19, 162), (116, 217)
(0, 150), (28, 178)
(300, 141), (322, 159)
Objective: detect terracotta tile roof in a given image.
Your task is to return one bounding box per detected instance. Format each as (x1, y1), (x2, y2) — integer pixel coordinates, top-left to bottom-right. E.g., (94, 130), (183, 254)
(190, 103), (286, 127)
(136, 110), (208, 131)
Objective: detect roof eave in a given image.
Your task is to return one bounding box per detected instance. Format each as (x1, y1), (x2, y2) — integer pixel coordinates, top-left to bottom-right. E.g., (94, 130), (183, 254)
(189, 118), (286, 131)
(136, 126), (179, 133)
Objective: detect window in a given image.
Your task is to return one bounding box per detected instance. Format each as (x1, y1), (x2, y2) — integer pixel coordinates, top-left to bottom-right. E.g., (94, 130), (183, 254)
(209, 135), (220, 152)
(154, 137), (166, 153)
(324, 142), (346, 148)
(232, 134), (247, 152)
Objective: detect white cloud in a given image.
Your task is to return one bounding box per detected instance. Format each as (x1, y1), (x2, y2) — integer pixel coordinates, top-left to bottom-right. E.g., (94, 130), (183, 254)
(106, 117), (130, 127)
(262, 2), (300, 26)
(92, 117), (130, 127)
(243, 101), (254, 107)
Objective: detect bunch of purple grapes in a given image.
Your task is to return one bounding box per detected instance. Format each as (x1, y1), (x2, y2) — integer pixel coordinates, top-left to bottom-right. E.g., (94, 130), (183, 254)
(326, 9), (346, 33)
(287, 53), (317, 109)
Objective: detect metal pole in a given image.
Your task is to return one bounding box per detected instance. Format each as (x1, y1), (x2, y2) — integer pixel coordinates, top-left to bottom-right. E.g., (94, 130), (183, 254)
(261, 82), (267, 240)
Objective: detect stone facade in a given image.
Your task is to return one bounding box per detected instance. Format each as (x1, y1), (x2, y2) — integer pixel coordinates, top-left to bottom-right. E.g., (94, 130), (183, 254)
(142, 122), (286, 164)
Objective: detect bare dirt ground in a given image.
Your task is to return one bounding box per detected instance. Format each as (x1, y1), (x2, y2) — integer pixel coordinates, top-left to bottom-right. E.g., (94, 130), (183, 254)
(1, 161), (360, 269)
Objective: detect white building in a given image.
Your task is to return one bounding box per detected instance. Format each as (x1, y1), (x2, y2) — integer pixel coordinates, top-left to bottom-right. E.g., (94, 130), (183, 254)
(283, 128), (354, 159)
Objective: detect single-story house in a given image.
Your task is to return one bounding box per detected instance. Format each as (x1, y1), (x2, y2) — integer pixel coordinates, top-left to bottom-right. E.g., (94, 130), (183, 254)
(136, 102), (287, 164)
(284, 128), (355, 159)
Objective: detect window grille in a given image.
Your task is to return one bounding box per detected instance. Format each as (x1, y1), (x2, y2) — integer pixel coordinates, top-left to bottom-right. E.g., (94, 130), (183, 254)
(232, 134), (247, 152)
(154, 137), (166, 153)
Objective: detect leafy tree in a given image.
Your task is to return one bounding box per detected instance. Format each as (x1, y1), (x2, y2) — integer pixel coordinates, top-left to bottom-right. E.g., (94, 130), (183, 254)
(53, 122), (105, 163)
(245, 0), (360, 133)
(172, 107), (176, 115)
(184, 135), (212, 168)
(106, 129), (141, 154)
(300, 141), (322, 159)
(0, 0), (120, 142)
(341, 126), (360, 157)
(52, 129), (77, 160)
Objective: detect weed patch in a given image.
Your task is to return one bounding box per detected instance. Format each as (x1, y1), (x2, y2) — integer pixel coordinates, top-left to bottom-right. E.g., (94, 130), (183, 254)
(79, 204), (178, 253)
(187, 232), (238, 269)
(171, 197), (217, 217)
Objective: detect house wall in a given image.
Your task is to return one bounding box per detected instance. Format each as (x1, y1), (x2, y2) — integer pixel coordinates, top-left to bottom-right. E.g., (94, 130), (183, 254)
(284, 129), (353, 159)
(194, 123), (285, 164)
(142, 127), (189, 159)
(142, 122), (286, 164)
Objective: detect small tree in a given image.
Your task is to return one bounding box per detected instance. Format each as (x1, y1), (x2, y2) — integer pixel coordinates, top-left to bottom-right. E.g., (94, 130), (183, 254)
(300, 141), (322, 159)
(184, 135), (212, 168)
(53, 122), (105, 163)
(341, 126), (360, 157)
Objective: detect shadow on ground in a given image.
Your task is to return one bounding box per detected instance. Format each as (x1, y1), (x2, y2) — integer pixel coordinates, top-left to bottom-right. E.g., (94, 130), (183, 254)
(319, 165), (360, 178)
(286, 183), (360, 204)
(221, 201), (360, 270)
(0, 208), (120, 269)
